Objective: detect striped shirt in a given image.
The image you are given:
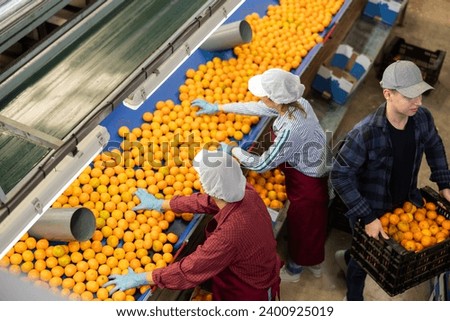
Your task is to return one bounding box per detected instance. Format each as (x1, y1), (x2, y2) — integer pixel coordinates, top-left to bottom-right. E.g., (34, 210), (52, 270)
(223, 98), (330, 177)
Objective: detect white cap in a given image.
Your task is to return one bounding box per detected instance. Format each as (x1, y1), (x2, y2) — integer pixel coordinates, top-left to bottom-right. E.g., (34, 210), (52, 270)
(248, 68), (305, 104)
(193, 149), (246, 203)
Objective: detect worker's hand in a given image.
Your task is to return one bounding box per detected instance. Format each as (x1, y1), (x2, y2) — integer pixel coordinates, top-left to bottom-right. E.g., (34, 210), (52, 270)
(103, 267), (149, 295)
(191, 99), (219, 115)
(365, 218), (388, 240)
(219, 142), (235, 155)
(133, 188), (163, 212)
(440, 188), (450, 203)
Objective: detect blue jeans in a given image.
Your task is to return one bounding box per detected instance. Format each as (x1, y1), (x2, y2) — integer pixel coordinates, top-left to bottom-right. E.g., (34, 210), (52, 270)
(346, 251), (367, 301)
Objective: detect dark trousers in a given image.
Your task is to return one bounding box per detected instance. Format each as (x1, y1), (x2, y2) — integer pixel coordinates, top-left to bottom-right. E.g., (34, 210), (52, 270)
(346, 251), (367, 301)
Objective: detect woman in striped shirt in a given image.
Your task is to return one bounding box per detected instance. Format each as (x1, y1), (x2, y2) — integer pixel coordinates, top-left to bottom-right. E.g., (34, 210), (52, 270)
(192, 68), (330, 283)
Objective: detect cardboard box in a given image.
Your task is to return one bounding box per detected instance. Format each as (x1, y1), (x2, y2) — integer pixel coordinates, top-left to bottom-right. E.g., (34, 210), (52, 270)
(363, 0), (404, 25)
(312, 44), (371, 105)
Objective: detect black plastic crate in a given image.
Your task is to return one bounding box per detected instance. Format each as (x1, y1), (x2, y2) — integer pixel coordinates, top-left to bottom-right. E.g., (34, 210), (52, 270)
(350, 186), (450, 296)
(379, 37), (446, 86)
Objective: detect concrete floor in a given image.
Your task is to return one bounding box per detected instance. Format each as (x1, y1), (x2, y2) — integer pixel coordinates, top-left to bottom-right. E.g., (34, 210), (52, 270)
(279, 0), (450, 301)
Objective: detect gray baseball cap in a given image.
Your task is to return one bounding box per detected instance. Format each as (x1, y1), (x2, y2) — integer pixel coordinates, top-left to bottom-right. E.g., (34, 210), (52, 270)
(380, 60), (433, 98)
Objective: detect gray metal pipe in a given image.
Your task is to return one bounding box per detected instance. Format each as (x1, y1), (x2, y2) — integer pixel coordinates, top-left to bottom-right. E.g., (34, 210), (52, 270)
(28, 207), (96, 242)
(200, 20), (252, 51)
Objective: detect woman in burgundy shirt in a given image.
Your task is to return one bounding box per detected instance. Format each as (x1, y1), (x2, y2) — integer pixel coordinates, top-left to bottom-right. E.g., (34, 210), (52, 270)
(104, 149), (281, 300)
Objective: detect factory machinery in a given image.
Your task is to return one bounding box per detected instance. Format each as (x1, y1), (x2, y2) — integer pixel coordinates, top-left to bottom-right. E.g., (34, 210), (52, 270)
(0, 0), (246, 258)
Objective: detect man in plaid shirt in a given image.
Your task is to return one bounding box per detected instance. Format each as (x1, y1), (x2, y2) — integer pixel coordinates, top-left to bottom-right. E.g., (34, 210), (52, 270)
(331, 61), (450, 300)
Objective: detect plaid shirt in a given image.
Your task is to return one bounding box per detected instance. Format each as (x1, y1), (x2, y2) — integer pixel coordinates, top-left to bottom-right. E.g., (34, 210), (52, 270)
(331, 103), (450, 225)
(152, 183), (281, 298)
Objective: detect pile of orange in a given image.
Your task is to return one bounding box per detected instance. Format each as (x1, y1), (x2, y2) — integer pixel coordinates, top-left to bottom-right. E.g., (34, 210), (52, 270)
(246, 169), (287, 210)
(180, 0), (344, 107)
(380, 201), (450, 252)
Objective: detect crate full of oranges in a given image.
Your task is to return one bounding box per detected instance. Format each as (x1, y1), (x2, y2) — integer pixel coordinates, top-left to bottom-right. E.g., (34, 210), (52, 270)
(350, 186), (450, 297)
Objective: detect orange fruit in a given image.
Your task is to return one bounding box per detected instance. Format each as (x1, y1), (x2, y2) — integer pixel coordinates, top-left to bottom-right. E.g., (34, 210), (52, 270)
(51, 265), (65, 278)
(67, 241), (81, 253)
(418, 220), (430, 230)
(21, 250), (34, 262)
(27, 269), (40, 281)
(399, 213), (411, 223)
(14, 241), (27, 254)
(435, 215), (446, 225)
(162, 243), (173, 253)
(49, 276), (63, 288)
(62, 277), (76, 290)
(393, 208), (404, 215)
(397, 221), (409, 233)
(426, 210), (438, 220)
(167, 232), (178, 244)
(181, 213), (194, 221)
(20, 261), (34, 273)
(152, 240), (163, 252)
(429, 224), (440, 235)
(73, 271), (86, 283)
(112, 291), (126, 301)
(52, 245), (66, 258)
(98, 264), (111, 276)
(40, 269), (53, 282)
(64, 264), (77, 277)
(45, 256), (58, 269)
(73, 282), (86, 295)
(402, 201), (413, 213)
(413, 231), (423, 242)
(403, 231), (413, 241)
(425, 202), (437, 211)
(33, 259), (46, 271)
(80, 291), (94, 301)
(96, 287), (110, 300)
(404, 240), (416, 252)
(421, 235), (432, 248)
(414, 211), (426, 222)
(24, 237), (37, 250)
(162, 252), (173, 264)
(441, 220), (450, 230)
(96, 274), (109, 287)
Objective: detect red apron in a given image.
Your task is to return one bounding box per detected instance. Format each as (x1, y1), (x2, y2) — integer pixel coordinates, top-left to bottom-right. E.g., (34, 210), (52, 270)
(279, 162), (328, 266)
(269, 128), (328, 266)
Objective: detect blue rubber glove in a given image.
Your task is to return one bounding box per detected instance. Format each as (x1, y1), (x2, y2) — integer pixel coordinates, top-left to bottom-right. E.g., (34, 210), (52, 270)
(220, 142), (235, 155)
(191, 99), (219, 115)
(103, 267), (149, 295)
(132, 188), (163, 211)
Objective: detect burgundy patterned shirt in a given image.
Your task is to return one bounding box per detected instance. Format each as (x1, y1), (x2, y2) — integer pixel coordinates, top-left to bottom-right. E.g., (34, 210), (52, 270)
(152, 183), (281, 297)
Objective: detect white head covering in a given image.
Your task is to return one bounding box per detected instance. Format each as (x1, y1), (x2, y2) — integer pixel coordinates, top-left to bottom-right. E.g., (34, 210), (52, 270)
(248, 68), (305, 104)
(193, 149), (246, 202)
